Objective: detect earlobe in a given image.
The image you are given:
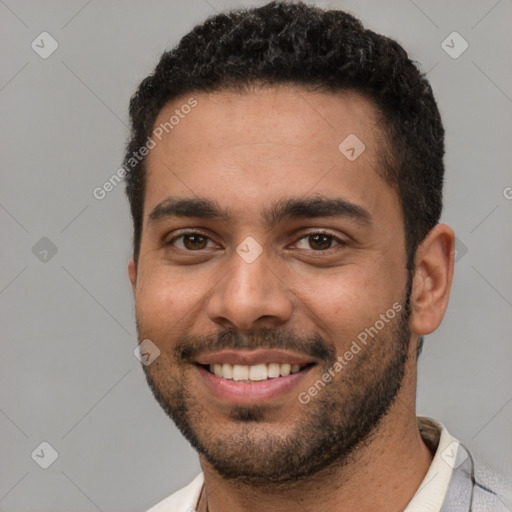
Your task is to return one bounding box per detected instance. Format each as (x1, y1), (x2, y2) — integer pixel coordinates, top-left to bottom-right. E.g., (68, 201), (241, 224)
(128, 259), (137, 295)
(410, 224), (455, 336)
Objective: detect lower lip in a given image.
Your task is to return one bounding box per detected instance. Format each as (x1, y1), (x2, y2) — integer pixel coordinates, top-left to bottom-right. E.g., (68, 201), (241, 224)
(195, 364), (314, 405)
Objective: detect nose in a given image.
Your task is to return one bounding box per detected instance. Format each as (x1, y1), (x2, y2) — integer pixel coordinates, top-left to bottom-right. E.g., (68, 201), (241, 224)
(205, 249), (293, 332)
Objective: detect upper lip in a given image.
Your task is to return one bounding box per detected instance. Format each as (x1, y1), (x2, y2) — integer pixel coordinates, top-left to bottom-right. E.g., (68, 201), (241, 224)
(194, 349), (315, 366)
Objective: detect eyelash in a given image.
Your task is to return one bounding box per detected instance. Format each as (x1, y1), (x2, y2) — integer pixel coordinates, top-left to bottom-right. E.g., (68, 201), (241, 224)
(167, 230), (346, 252)
(167, 231), (218, 251)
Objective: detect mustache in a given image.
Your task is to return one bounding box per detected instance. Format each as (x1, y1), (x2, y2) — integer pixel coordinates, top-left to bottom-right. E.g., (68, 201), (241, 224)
(174, 327), (335, 363)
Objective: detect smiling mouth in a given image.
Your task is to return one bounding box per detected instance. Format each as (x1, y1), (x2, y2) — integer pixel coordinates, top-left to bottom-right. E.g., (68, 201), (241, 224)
(199, 362), (316, 382)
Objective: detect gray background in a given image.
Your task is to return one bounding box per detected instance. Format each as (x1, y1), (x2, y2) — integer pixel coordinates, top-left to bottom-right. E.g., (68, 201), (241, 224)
(1, 0), (511, 510)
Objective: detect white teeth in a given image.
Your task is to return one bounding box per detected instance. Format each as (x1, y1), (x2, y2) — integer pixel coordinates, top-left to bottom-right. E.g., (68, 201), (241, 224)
(213, 363), (223, 377)
(232, 364), (249, 381)
(221, 363), (233, 379)
(209, 362), (307, 381)
(280, 363), (291, 377)
(268, 363), (281, 378)
(249, 363), (268, 381)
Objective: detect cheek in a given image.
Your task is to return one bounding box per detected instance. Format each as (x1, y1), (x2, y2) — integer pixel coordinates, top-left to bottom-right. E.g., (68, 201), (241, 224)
(292, 263), (403, 344)
(134, 266), (197, 339)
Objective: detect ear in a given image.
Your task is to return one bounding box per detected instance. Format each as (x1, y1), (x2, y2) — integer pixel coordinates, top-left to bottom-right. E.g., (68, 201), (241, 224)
(128, 258), (137, 295)
(410, 224), (455, 336)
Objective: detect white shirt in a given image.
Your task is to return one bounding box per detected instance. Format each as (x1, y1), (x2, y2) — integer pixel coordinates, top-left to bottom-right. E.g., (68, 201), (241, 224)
(145, 417), (502, 512)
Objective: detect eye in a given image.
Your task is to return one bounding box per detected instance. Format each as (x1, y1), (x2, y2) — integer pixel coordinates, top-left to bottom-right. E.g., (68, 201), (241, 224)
(294, 232), (344, 251)
(168, 232), (217, 251)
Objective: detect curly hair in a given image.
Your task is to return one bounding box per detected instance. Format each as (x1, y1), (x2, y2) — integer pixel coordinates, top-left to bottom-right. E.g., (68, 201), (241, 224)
(124, 1), (445, 267)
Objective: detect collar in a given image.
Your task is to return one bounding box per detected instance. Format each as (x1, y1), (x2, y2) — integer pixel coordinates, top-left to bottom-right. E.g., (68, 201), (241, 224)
(404, 416), (459, 511)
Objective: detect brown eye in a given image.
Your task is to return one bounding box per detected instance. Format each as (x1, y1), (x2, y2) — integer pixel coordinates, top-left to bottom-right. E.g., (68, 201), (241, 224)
(294, 232), (344, 252)
(183, 234), (207, 250)
(308, 233), (334, 250)
(170, 233), (211, 250)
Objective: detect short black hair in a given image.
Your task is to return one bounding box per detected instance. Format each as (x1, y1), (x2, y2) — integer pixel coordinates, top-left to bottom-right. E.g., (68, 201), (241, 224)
(124, 1), (445, 267)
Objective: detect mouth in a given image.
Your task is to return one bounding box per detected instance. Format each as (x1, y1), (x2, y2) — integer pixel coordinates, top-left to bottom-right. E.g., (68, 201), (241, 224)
(193, 349), (317, 404)
(200, 362), (314, 382)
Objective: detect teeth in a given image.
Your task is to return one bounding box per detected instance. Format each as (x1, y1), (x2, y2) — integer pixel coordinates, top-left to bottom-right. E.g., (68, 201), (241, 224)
(208, 362), (307, 381)
(249, 363), (268, 381)
(268, 363), (280, 378)
(221, 363), (233, 379)
(232, 364), (249, 381)
(213, 364), (223, 377)
(280, 363), (291, 377)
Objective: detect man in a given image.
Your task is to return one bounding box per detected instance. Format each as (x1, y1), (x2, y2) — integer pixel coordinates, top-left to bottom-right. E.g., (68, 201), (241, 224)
(124, 2), (509, 511)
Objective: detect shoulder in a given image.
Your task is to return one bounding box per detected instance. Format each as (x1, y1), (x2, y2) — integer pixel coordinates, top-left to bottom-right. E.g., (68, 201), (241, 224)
(145, 473), (204, 512)
(472, 459), (511, 511)
(415, 417), (511, 511)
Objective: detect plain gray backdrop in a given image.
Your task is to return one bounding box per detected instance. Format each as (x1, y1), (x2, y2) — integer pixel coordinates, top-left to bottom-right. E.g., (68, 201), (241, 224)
(1, 0), (511, 510)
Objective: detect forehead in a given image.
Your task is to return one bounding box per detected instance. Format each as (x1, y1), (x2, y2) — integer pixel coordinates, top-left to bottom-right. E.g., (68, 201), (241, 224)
(149, 86), (381, 156)
(143, 86), (395, 224)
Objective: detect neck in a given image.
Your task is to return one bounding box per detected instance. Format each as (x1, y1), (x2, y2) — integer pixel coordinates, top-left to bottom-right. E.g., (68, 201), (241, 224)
(199, 357), (432, 512)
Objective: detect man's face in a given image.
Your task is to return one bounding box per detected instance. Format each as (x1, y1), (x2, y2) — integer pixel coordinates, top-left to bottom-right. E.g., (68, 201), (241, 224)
(130, 86), (412, 483)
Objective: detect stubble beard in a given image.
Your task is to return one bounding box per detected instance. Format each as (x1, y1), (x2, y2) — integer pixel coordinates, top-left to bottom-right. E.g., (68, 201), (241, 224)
(140, 293), (411, 485)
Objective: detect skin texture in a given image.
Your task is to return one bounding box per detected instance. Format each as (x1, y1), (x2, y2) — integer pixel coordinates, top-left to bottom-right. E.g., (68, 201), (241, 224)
(128, 86), (455, 512)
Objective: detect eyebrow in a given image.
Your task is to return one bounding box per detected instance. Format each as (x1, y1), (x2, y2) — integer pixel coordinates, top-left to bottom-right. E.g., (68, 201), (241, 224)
(148, 195), (371, 227)
(148, 197), (230, 224)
